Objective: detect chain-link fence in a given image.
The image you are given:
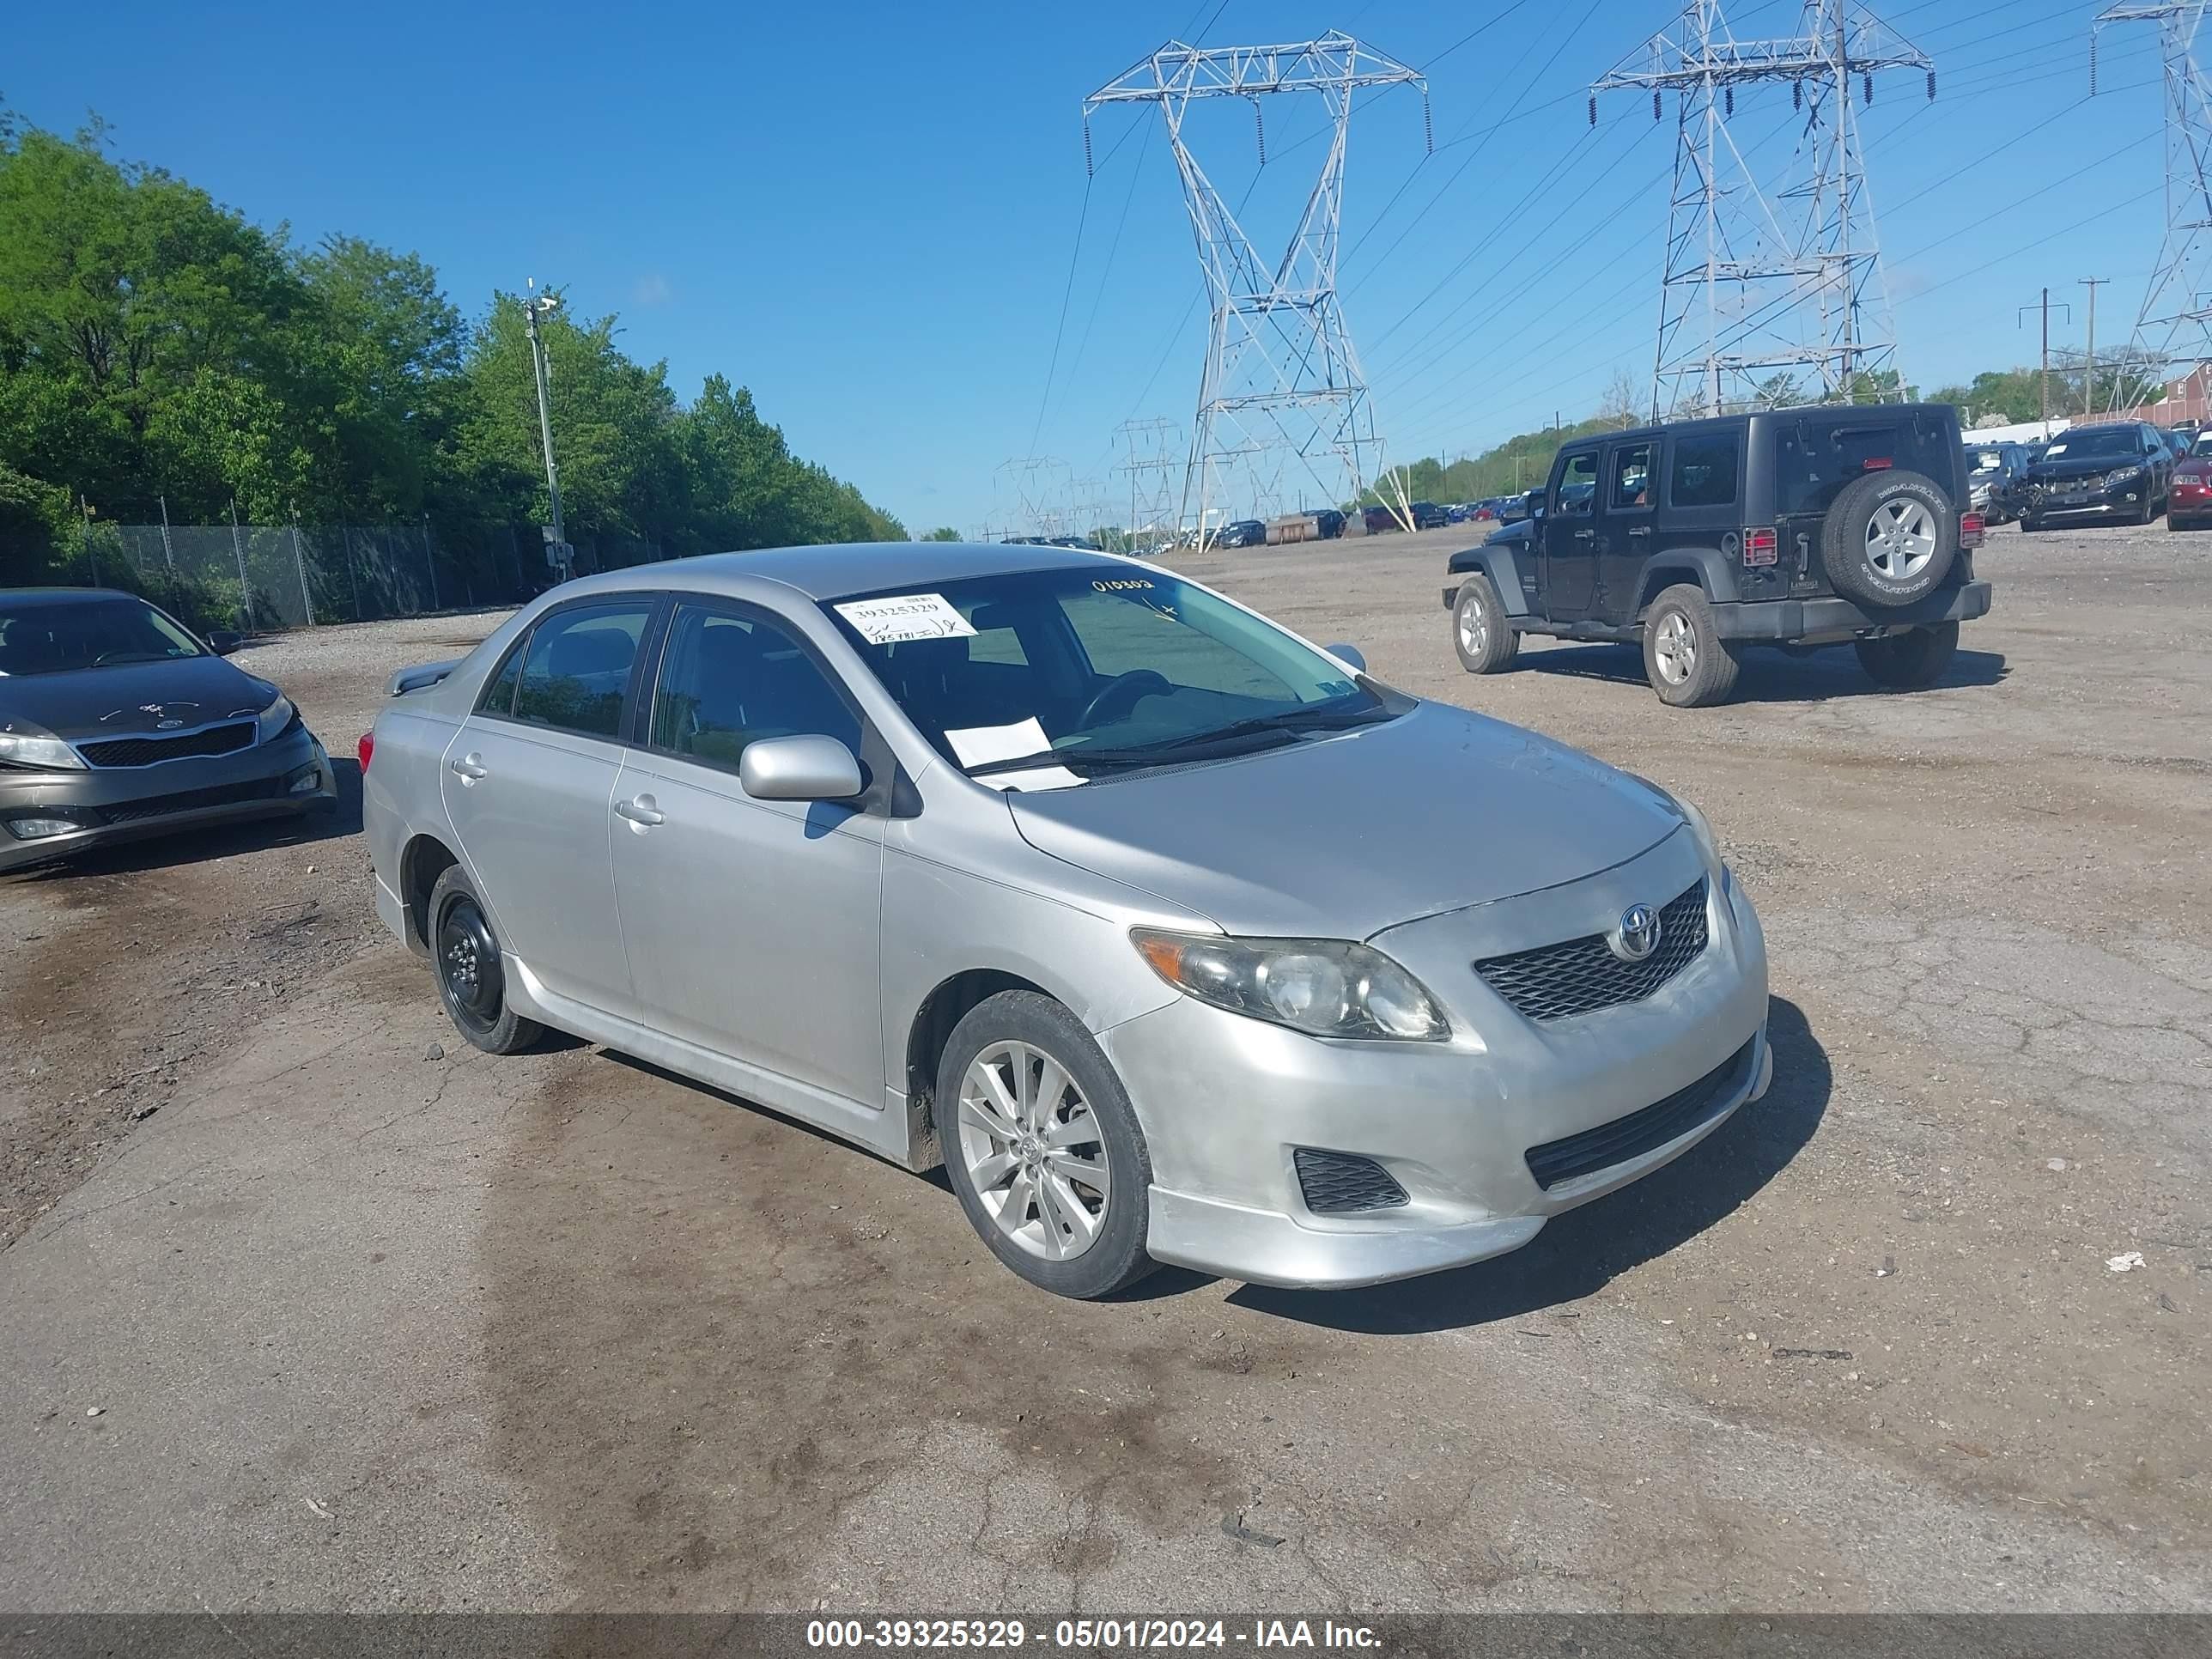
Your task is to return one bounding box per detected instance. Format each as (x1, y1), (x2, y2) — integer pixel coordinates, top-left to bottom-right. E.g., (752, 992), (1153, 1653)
(22, 519), (676, 636)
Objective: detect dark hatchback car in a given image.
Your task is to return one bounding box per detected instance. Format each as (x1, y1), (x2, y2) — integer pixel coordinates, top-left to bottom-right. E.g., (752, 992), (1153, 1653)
(1409, 501), (1450, 530)
(2020, 422), (2173, 529)
(1215, 519), (1268, 549)
(0, 588), (335, 872)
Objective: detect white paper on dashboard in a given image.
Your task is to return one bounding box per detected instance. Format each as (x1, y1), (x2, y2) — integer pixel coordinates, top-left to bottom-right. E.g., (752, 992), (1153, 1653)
(943, 717), (1085, 792)
(832, 592), (978, 646)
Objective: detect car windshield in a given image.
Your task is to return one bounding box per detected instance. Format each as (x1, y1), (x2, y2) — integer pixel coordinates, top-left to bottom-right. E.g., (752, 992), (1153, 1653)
(1967, 449), (2005, 474)
(2042, 428), (2140, 462)
(0, 597), (205, 678)
(826, 566), (1397, 782)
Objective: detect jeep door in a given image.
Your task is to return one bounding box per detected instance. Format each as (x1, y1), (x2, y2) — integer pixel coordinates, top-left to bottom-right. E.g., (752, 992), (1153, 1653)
(1540, 445), (1604, 618)
(1595, 438), (1657, 625)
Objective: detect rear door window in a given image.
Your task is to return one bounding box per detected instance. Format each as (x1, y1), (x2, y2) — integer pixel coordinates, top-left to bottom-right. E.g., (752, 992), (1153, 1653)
(1610, 443), (1655, 509)
(507, 601), (653, 738)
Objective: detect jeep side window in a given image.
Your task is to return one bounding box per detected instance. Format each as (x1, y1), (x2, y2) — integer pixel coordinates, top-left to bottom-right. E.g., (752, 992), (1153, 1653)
(1558, 452), (1599, 515)
(1671, 435), (1739, 507)
(1612, 444), (1653, 509)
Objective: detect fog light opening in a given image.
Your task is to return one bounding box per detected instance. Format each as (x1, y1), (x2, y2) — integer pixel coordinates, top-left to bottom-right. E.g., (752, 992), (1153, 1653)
(285, 764), (323, 795)
(6, 816), (83, 841)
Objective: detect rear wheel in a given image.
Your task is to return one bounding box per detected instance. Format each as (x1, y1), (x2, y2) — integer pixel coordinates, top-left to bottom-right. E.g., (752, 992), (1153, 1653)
(1821, 469), (1957, 607)
(1642, 583), (1742, 708)
(428, 865), (541, 1055)
(1854, 622), (1960, 690)
(937, 992), (1156, 1300)
(1452, 576), (1519, 674)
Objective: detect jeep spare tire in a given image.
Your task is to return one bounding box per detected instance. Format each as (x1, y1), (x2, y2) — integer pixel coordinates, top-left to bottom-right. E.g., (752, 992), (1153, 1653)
(1820, 468), (1956, 609)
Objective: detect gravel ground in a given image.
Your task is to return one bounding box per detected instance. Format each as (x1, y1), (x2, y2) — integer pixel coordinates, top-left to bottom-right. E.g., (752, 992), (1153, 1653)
(1, 530), (2206, 1613)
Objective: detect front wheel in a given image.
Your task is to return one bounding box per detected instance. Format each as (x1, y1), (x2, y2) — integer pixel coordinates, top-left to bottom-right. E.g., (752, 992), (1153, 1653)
(1452, 576), (1519, 674)
(937, 992), (1157, 1300)
(1854, 622), (1960, 690)
(1641, 584), (1742, 708)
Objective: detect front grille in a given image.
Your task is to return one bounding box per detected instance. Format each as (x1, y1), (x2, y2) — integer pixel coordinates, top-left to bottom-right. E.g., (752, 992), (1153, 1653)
(1474, 878), (1711, 1024)
(78, 723), (255, 769)
(1293, 1148), (1409, 1214)
(1524, 1040), (1754, 1192)
(97, 777), (284, 823)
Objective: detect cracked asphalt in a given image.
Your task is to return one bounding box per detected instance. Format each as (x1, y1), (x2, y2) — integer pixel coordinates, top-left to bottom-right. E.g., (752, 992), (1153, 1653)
(1, 525), (2206, 1613)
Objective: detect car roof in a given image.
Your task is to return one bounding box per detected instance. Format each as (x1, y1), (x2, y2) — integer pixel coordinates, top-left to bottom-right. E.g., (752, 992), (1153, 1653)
(0, 586), (142, 609)
(576, 540), (1134, 605)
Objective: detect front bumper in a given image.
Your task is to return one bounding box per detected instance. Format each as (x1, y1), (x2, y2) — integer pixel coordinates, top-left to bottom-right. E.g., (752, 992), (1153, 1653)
(1099, 835), (1772, 1290)
(1713, 578), (1992, 643)
(0, 726), (335, 872)
(2026, 476), (2154, 520)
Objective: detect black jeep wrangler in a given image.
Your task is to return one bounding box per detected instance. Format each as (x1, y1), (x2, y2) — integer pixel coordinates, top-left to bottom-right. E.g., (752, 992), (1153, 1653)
(1441, 404), (1993, 707)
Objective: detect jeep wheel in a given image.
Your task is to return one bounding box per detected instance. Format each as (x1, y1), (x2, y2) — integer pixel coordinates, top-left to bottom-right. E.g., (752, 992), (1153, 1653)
(1452, 576), (1519, 674)
(1642, 584), (1742, 708)
(1821, 469), (1957, 608)
(1855, 622), (1960, 690)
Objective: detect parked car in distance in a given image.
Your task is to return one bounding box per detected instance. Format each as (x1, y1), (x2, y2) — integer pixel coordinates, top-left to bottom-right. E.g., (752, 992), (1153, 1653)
(2019, 422), (2173, 530)
(1443, 403), (1990, 707)
(1964, 440), (2033, 525)
(1215, 520), (1267, 549)
(2170, 449), (2212, 529)
(2162, 427), (2192, 460)
(0, 587), (336, 871)
(1362, 505), (1403, 535)
(1494, 493), (1536, 526)
(1310, 508), (1347, 540)
(362, 541), (1771, 1299)
(1409, 501), (1449, 531)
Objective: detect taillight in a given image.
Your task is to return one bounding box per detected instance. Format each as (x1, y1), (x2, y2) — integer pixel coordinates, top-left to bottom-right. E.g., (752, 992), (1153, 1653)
(1959, 512), (1985, 548)
(1743, 526), (1780, 567)
(356, 732), (374, 773)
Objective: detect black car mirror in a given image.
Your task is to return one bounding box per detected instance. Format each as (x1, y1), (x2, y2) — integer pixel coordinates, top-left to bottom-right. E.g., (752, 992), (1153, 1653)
(207, 629), (244, 655)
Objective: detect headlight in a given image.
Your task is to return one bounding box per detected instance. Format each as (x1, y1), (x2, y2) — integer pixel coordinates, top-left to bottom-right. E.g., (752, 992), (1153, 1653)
(257, 696), (297, 744)
(2105, 465), (2146, 487)
(0, 731), (85, 771)
(1129, 929), (1450, 1042)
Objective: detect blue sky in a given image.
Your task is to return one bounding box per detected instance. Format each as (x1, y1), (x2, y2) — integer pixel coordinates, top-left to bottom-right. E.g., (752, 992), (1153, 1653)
(4, 0), (2175, 532)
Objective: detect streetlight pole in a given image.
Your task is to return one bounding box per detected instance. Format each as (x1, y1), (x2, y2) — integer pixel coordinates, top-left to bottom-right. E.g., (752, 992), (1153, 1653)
(522, 280), (570, 582)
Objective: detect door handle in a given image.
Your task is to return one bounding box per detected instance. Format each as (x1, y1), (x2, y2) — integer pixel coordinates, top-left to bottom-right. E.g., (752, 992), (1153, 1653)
(1573, 528), (1595, 540)
(449, 752), (488, 784)
(614, 794), (665, 828)
(1627, 525), (1652, 538)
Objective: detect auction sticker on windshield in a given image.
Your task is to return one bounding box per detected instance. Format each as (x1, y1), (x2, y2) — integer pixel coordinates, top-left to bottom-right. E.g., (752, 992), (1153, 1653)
(834, 593), (978, 646)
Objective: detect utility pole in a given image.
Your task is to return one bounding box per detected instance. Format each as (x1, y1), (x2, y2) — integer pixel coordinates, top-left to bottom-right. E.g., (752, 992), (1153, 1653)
(1593, 0), (1934, 418)
(1085, 32), (1430, 546)
(521, 280), (571, 583)
(2081, 276), (2112, 416)
(2019, 289), (2073, 433)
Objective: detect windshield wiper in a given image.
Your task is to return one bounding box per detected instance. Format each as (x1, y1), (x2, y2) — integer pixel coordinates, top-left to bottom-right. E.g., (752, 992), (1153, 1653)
(967, 747), (1162, 778)
(1143, 702), (1390, 754)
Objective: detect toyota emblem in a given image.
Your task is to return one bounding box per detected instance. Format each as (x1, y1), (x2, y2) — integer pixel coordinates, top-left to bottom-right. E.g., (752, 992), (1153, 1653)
(1610, 903), (1662, 963)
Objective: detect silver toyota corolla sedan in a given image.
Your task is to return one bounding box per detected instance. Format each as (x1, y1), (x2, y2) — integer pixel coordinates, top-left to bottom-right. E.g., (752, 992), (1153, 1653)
(361, 543), (1770, 1298)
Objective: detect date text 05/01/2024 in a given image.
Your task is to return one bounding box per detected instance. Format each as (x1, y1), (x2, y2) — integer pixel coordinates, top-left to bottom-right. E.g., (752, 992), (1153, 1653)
(805, 1618), (1382, 1650)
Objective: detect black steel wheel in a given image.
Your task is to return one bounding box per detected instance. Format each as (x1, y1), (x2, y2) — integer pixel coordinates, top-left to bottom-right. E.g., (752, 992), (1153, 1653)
(428, 865), (542, 1055)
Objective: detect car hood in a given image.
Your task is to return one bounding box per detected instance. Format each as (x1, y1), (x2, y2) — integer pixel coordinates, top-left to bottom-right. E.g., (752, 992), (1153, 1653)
(0, 654), (276, 740)
(2029, 458), (2138, 483)
(1005, 700), (1684, 939)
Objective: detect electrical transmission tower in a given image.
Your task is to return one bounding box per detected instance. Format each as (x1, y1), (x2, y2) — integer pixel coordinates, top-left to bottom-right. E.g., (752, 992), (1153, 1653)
(1115, 419), (1182, 552)
(1593, 1), (1932, 421)
(994, 456), (1073, 541)
(2094, 3), (2212, 406)
(1085, 32), (1428, 548)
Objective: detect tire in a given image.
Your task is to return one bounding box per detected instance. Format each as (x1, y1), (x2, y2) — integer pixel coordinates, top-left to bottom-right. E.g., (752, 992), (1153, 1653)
(2138, 488), (2159, 526)
(1451, 576), (1519, 674)
(936, 991), (1156, 1300)
(1820, 468), (1957, 608)
(427, 864), (542, 1055)
(1641, 583), (1742, 708)
(1854, 621), (1960, 690)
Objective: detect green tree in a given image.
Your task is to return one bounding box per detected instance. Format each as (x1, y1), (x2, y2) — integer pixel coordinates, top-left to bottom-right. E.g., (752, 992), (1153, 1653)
(923, 526), (962, 541)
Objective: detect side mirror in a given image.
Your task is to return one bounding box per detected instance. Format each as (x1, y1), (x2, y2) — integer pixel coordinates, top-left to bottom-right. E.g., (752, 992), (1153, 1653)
(1325, 642), (1367, 674)
(738, 734), (864, 803)
(207, 629), (243, 655)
